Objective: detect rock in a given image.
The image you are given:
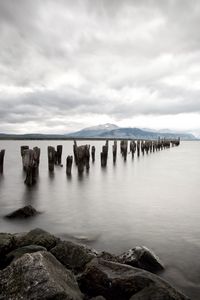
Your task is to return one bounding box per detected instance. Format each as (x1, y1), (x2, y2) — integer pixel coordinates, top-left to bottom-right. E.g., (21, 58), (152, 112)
(0, 251), (83, 300)
(0, 233), (15, 256)
(90, 297), (106, 300)
(50, 240), (98, 274)
(6, 245), (47, 263)
(14, 228), (60, 250)
(5, 205), (40, 219)
(0, 233), (15, 269)
(119, 246), (164, 273)
(97, 251), (122, 263)
(78, 258), (189, 300)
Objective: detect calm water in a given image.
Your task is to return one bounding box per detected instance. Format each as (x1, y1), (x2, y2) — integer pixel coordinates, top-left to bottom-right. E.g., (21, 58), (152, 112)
(0, 140), (200, 299)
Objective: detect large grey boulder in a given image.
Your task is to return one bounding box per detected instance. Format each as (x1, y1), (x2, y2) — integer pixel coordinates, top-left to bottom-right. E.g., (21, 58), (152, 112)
(119, 246), (164, 273)
(14, 228), (60, 250)
(0, 251), (83, 300)
(78, 258), (189, 300)
(50, 240), (98, 274)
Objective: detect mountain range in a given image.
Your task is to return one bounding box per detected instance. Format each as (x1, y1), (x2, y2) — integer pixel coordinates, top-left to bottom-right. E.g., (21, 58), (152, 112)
(66, 123), (196, 140)
(0, 124), (197, 140)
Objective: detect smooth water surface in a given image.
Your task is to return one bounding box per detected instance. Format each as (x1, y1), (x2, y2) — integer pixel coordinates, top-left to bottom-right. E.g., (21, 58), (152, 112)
(0, 140), (200, 299)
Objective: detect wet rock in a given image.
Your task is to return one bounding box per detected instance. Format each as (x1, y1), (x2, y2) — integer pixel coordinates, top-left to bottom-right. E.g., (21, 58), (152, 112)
(90, 297), (106, 300)
(5, 205), (40, 219)
(78, 258), (189, 300)
(6, 245), (47, 264)
(0, 251), (83, 300)
(14, 228), (60, 250)
(50, 240), (98, 274)
(0, 233), (15, 256)
(119, 246), (164, 273)
(97, 251), (122, 263)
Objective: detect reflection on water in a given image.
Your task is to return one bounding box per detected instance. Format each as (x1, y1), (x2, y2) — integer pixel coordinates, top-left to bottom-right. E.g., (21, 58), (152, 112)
(0, 140), (200, 299)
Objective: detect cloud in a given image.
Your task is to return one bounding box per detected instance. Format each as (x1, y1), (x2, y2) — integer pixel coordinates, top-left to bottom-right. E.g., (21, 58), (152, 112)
(0, 0), (200, 133)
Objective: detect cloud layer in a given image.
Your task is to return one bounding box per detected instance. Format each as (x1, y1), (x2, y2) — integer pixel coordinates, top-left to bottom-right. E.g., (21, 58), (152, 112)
(1, 0), (200, 134)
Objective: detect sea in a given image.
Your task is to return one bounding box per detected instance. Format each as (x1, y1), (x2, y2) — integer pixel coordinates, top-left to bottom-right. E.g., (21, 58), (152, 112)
(0, 140), (200, 299)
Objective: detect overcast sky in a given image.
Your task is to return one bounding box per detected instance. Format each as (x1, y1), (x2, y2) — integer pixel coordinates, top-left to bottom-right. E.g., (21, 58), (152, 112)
(0, 0), (200, 135)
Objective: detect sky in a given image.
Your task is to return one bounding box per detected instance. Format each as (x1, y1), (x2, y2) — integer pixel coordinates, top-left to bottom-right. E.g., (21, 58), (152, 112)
(0, 0), (200, 136)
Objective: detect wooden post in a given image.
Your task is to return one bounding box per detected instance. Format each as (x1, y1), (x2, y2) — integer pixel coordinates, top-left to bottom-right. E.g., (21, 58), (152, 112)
(91, 146), (95, 162)
(66, 155), (73, 176)
(57, 145), (62, 165)
(120, 140), (128, 161)
(73, 141), (78, 164)
(113, 141), (117, 163)
(24, 148), (40, 186)
(21, 146), (29, 170)
(85, 145), (90, 170)
(48, 146), (55, 172)
(101, 144), (108, 167)
(0, 149), (5, 174)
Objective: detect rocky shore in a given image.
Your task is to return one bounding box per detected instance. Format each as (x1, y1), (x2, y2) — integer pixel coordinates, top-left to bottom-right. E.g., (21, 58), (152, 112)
(0, 228), (190, 300)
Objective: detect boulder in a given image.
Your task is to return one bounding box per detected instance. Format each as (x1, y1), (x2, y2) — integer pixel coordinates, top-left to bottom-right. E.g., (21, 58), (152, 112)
(0, 251), (83, 300)
(0, 233), (15, 256)
(119, 246), (164, 273)
(14, 228), (60, 250)
(50, 240), (97, 274)
(90, 297), (106, 300)
(0, 233), (15, 269)
(78, 258), (189, 300)
(5, 205), (40, 219)
(6, 244), (47, 263)
(97, 251), (122, 263)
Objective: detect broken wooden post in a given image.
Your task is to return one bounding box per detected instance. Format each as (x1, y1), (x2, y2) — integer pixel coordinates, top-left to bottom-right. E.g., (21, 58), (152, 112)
(48, 146), (55, 172)
(113, 141), (117, 163)
(85, 145), (90, 171)
(101, 145), (108, 167)
(57, 145), (62, 165)
(120, 140), (128, 161)
(0, 149), (5, 174)
(66, 155), (73, 176)
(21, 146), (29, 170)
(91, 146), (95, 162)
(73, 141), (78, 164)
(137, 140), (140, 156)
(130, 140), (136, 158)
(24, 148), (40, 186)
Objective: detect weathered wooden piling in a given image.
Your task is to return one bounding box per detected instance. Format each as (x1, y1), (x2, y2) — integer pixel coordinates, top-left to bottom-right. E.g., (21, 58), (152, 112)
(0, 149), (5, 174)
(73, 141), (78, 164)
(24, 147), (40, 186)
(56, 145), (63, 165)
(48, 146), (55, 172)
(21, 146), (29, 170)
(130, 140), (136, 157)
(85, 145), (90, 170)
(91, 146), (95, 162)
(66, 155), (73, 176)
(101, 142), (108, 167)
(113, 141), (117, 163)
(137, 140), (140, 156)
(120, 140), (128, 160)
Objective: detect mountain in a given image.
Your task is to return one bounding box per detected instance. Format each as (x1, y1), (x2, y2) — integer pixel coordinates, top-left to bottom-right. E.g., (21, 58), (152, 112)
(66, 123), (119, 138)
(66, 125), (197, 140)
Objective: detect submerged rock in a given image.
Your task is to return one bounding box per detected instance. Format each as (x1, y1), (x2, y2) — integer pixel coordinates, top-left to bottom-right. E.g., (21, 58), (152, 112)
(0, 251), (83, 300)
(14, 228), (60, 250)
(119, 246), (164, 273)
(50, 240), (98, 274)
(78, 258), (189, 300)
(5, 205), (40, 219)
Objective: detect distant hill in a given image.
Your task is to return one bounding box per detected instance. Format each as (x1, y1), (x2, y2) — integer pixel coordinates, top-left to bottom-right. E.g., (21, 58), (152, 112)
(0, 124), (197, 140)
(66, 124), (197, 140)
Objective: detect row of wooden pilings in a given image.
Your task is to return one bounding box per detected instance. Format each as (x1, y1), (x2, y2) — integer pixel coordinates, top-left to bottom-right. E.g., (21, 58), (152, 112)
(0, 138), (180, 186)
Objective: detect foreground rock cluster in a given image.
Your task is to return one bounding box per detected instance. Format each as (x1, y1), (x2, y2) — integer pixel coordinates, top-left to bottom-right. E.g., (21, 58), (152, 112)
(0, 228), (189, 300)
